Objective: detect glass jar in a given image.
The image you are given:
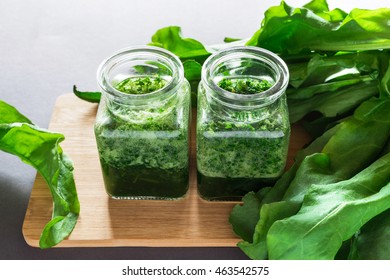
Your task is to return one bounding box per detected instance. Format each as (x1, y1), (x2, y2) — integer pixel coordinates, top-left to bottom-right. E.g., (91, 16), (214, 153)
(95, 46), (191, 200)
(197, 46), (290, 201)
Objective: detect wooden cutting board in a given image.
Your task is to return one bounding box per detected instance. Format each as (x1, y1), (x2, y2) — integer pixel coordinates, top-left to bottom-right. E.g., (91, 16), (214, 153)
(22, 93), (311, 248)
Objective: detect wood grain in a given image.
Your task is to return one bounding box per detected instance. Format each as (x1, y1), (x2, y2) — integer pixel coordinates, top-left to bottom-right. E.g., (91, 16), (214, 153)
(22, 93), (311, 248)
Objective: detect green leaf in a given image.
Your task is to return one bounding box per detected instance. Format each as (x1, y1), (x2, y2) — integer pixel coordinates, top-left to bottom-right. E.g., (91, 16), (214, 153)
(0, 100), (32, 124)
(229, 187), (272, 243)
(0, 100), (80, 249)
(182, 60), (202, 107)
(247, 1), (390, 54)
(73, 85), (101, 103)
(238, 200), (301, 260)
(223, 37), (242, 43)
(351, 209), (390, 260)
(302, 0), (329, 14)
(287, 77), (371, 100)
(288, 79), (379, 123)
(229, 192), (262, 243)
(302, 116), (341, 139)
(149, 26), (211, 63)
(354, 98), (390, 123)
(381, 139), (390, 156)
(285, 50), (390, 123)
(267, 152), (390, 260)
(379, 58), (390, 98)
(321, 117), (390, 175)
(183, 60), (202, 81)
(288, 53), (358, 89)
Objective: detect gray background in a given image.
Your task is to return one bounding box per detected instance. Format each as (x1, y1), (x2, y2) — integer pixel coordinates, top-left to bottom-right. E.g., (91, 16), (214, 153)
(0, 0), (385, 259)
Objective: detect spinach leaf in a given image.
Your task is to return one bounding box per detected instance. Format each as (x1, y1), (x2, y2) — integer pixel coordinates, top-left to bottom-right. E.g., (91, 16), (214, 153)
(183, 60), (202, 81)
(280, 103), (390, 232)
(267, 152), (390, 260)
(0, 100), (80, 249)
(229, 191), (263, 243)
(0, 100), (33, 124)
(238, 200), (301, 260)
(349, 209), (390, 260)
(287, 51), (384, 94)
(286, 50), (390, 122)
(183, 60), (202, 106)
(287, 77), (372, 100)
(246, 0), (390, 54)
(354, 98), (390, 123)
(380, 58), (390, 98)
(73, 85), (101, 103)
(149, 26), (211, 63)
(223, 37), (242, 43)
(301, 116), (342, 138)
(288, 80), (378, 123)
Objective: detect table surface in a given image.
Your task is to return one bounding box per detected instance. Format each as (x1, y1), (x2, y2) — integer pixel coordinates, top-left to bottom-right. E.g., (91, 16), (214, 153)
(0, 0), (385, 260)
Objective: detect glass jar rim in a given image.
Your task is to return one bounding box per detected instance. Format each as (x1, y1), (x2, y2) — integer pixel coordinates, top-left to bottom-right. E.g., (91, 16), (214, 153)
(201, 46), (289, 108)
(97, 45), (184, 103)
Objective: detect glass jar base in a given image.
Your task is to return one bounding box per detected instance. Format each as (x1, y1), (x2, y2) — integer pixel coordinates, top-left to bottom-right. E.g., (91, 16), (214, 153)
(197, 193), (244, 202)
(197, 171), (277, 201)
(108, 194), (188, 200)
(101, 165), (189, 200)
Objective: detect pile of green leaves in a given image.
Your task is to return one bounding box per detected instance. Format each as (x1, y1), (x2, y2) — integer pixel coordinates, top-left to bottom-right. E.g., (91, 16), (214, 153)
(0, 101), (80, 249)
(72, 0), (390, 258)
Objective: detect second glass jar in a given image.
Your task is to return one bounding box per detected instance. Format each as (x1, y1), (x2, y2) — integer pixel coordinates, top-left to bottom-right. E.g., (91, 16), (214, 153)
(197, 46), (290, 201)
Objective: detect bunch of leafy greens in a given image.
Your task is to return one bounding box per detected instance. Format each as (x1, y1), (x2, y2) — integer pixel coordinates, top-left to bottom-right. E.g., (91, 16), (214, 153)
(71, 0), (390, 259)
(0, 100), (80, 249)
(150, 0), (390, 260)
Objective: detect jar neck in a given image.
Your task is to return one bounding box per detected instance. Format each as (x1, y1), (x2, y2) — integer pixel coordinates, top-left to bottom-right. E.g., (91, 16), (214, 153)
(97, 46), (184, 109)
(103, 85), (178, 111)
(201, 46), (289, 110)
